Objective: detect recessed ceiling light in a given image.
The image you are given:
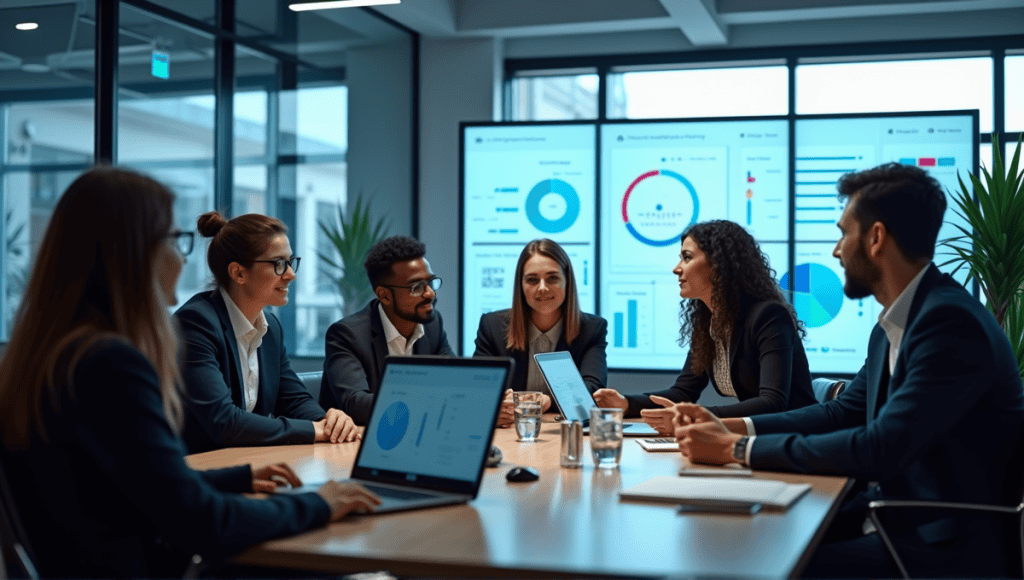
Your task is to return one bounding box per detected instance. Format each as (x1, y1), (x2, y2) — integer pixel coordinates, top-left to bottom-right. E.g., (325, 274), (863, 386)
(16, 22), (39, 31)
(289, 0), (400, 11)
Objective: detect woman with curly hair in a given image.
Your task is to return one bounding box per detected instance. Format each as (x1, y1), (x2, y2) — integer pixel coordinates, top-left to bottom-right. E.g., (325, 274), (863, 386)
(594, 220), (815, 435)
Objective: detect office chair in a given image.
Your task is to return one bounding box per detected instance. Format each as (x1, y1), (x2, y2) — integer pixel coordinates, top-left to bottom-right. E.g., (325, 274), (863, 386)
(868, 439), (1024, 579)
(811, 378), (846, 403)
(296, 371), (323, 400)
(0, 461), (39, 580)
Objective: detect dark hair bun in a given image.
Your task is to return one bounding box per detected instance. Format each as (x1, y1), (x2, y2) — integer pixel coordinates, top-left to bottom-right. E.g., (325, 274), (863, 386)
(197, 211), (228, 238)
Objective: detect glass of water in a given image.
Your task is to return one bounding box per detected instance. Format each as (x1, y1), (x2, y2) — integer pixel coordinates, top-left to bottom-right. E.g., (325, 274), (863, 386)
(513, 391), (543, 442)
(589, 407), (624, 468)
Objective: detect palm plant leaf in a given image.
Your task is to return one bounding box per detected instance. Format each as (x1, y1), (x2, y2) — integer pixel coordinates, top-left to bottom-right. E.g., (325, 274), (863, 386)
(317, 194), (390, 316)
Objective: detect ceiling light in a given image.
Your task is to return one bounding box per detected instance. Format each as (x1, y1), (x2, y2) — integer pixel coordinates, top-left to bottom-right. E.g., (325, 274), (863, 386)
(15, 22), (39, 31)
(289, 0), (400, 11)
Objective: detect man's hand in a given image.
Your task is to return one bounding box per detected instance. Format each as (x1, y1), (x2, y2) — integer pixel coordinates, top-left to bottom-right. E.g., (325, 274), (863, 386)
(316, 480), (383, 520)
(639, 395), (678, 435)
(252, 462), (302, 493)
(672, 403), (741, 465)
(592, 388), (628, 411)
(315, 408), (361, 443)
(497, 389), (514, 428)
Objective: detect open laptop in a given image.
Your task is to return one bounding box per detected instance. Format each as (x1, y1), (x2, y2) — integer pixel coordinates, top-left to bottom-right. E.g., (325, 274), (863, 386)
(534, 351), (659, 437)
(290, 355), (513, 514)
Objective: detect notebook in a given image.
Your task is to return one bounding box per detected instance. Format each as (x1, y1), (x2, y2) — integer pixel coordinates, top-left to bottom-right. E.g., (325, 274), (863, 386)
(534, 351), (659, 437)
(287, 355), (513, 514)
(619, 475), (812, 509)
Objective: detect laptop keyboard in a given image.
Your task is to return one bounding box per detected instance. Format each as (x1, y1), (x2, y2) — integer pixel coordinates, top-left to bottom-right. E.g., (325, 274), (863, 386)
(362, 483), (437, 501)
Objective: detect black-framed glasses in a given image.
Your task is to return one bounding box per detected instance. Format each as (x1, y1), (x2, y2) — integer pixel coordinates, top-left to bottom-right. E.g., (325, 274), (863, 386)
(381, 276), (442, 297)
(167, 231), (194, 256)
(247, 257), (301, 275)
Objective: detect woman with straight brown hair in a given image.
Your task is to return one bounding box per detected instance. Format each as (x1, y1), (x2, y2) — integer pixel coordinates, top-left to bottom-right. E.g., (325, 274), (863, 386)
(473, 238), (608, 427)
(0, 167), (379, 577)
(174, 211), (358, 453)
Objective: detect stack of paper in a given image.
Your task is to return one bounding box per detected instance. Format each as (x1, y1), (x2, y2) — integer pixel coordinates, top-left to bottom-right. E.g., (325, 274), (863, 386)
(619, 475), (811, 509)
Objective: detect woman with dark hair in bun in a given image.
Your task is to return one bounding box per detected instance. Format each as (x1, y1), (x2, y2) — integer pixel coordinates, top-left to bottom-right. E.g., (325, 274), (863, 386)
(593, 220), (816, 434)
(174, 211), (359, 453)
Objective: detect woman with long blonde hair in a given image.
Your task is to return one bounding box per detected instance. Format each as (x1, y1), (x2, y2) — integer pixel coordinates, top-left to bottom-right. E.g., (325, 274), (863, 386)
(0, 167), (378, 577)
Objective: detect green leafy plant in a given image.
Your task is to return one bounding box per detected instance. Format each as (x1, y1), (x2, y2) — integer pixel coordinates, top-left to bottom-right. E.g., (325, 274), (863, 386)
(318, 195), (389, 317)
(940, 133), (1024, 379)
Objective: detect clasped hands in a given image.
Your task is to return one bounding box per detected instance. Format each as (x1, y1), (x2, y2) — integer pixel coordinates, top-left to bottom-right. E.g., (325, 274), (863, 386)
(496, 389), (553, 428)
(314, 408), (364, 443)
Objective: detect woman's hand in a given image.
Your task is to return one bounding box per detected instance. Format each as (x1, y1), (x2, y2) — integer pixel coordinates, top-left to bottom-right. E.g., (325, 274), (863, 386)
(592, 388), (628, 411)
(316, 480), (382, 521)
(315, 408), (361, 443)
(638, 395), (677, 436)
(252, 463), (302, 493)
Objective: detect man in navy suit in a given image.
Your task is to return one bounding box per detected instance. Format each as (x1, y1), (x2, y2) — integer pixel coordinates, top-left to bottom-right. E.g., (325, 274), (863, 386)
(319, 236), (455, 425)
(673, 163), (1024, 578)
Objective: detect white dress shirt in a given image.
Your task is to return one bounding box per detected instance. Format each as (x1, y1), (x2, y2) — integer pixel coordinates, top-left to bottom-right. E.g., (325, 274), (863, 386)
(378, 303), (425, 355)
(527, 319), (563, 396)
(219, 287), (268, 413)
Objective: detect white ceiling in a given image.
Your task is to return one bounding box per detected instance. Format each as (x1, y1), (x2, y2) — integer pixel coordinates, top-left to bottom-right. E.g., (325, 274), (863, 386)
(375, 0), (1024, 58)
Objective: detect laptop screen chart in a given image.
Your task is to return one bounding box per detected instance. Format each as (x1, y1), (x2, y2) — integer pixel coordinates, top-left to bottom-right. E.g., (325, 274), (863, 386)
(359, 364), (505, 483)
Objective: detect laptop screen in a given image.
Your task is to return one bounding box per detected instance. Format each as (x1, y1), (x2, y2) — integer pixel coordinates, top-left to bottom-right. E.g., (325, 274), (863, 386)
(351, 356), (511, 494)
(535, 351), (594, 424)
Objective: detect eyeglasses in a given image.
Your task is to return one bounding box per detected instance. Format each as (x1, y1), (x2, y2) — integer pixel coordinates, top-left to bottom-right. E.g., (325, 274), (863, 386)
(381, 276), (442, 297)
(167, 231), (194, 256)
(247, 257), (301, 275)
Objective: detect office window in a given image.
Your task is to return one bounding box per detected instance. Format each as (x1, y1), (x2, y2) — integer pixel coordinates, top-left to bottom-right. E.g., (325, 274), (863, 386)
(510, 72), (599, 121)
(607, 64), (788, 119)
(796, 57), (994, 132)
(1006, 55), (1024, 133)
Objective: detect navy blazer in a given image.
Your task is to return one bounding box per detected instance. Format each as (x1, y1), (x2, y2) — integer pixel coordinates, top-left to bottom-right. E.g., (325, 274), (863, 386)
(319, 299), (455, 425)
(472, 309), (608, 393)
(2, 341), (329, 578)
(175, 291), (326, 453)
(627, 298), (816, 418)
(750, 264), (1024, 573)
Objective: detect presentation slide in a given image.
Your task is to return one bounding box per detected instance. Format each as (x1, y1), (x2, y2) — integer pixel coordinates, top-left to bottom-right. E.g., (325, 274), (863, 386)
(795, 113), (977, 374)
(599, 120), (789, 370)
(358, 364), (505, 482)
(462, 124), (596, 355)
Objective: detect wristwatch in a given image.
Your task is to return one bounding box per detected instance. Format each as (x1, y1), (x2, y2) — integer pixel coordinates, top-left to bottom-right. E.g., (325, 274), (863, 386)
(732, 436), (749, 464)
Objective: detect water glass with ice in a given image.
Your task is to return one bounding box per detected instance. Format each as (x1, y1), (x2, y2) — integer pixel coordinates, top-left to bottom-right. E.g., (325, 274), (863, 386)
(589, 407), (623, 468)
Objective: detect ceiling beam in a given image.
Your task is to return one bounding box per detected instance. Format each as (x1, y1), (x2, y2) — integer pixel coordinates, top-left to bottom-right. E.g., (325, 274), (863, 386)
(659, 0), (728, 45)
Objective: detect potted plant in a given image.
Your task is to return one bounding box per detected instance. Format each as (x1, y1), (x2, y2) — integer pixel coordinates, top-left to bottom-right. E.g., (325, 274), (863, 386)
(941, 133), (1024, 379)
(318, 195), (389, 317)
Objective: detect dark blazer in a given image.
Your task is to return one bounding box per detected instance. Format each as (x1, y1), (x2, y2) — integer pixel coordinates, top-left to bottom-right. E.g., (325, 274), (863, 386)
(319, 299), (455, 425)
(749, 264), (1024, 576)
(472, 309), (608, 393)
(626, 298), (816, 418)
(175, 291), (326, 453)
(2, 341), (329, 578)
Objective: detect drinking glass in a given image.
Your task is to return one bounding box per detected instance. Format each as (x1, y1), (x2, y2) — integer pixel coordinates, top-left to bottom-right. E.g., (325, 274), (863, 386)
(589, 407), (623, 468)
(513, 391), (543, 442)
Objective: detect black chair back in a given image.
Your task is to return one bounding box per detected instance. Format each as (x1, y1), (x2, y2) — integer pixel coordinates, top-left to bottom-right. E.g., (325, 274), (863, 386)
(0, 458), (39, 580)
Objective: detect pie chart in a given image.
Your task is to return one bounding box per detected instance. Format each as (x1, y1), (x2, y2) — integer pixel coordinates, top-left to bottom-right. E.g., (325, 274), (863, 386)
(525, 179), (580, 233)
(780, 263), (844, 328)
(376, 401), (410, 451)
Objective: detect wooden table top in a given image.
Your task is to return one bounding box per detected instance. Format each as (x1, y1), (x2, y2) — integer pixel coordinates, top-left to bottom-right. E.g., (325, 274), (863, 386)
(187, 418), (851, 579)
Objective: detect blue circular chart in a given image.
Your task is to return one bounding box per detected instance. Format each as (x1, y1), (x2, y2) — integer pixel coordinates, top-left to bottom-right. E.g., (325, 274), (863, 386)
(525, 179), (580, 233)
(376, 401), (410, 451)
(780, 263), (844, 328)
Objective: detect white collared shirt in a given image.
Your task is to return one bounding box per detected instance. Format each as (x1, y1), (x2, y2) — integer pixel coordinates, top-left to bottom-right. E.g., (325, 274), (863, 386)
(740, 263), (932, 467)
(378, 303), (425, 355)
(219, 287), (268, 413)
(527, 318), (563, 395)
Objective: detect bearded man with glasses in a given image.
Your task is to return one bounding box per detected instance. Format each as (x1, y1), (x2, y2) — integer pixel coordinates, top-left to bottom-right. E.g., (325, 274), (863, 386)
(319, 236), (455, 425)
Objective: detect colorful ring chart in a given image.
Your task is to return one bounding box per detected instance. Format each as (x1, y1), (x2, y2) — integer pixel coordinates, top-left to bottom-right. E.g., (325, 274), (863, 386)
(621, 169), (700, 247)
(376, 401), (410, 451)
(780, 263), (844, 328)
(525, 178), (580, 234)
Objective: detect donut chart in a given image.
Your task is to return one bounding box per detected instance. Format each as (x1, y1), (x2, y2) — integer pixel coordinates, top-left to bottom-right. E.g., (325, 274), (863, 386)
(525, 179), (580, 233)
(780, 263), (844, 328)
(621, 169), (700, 247)
(376, 401), (410, 451)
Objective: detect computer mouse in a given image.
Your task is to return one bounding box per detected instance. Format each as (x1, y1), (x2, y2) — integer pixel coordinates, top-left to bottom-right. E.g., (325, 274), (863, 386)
(505, 466), (540, 482)
(486, 445), (503, 468)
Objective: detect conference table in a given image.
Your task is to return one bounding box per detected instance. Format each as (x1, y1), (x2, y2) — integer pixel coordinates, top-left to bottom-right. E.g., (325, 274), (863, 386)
(186, 418), (852, 579)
